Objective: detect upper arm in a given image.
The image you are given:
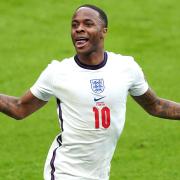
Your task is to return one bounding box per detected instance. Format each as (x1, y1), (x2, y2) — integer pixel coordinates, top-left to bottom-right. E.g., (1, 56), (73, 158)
(131, 88), (159, 115)
(17, 90), (47, 119)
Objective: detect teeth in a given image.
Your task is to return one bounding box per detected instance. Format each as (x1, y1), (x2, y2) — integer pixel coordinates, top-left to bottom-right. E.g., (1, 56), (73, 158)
(76, 39), (87, 41)
(77, 40), (86, 43)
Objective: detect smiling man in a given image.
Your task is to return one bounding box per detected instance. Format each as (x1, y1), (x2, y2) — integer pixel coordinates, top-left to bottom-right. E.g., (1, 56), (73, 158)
(0, 4), (180, 180)
(71, 5), (107, 66)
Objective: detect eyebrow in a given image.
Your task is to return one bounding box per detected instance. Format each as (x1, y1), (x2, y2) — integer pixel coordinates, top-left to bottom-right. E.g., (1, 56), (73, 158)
(72, 16), (104, 26)
(72, 18), (94, 22)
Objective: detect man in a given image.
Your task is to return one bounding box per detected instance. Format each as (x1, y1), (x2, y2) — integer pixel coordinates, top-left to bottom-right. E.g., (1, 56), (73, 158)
(0, 4), (179, 180)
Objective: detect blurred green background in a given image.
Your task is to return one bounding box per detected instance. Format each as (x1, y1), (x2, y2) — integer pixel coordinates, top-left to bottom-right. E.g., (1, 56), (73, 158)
(0, 0), (179, 179)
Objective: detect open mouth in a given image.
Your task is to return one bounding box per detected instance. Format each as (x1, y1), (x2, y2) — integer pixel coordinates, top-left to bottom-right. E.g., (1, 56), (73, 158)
(75, 37), (89, 48)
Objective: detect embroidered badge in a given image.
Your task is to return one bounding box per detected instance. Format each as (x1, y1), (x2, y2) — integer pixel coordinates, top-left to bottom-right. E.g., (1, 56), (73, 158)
(90, 79), (105, 94)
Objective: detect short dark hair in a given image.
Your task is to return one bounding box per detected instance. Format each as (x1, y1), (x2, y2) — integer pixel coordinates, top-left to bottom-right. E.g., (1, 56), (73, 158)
(77, 4), (108, 28)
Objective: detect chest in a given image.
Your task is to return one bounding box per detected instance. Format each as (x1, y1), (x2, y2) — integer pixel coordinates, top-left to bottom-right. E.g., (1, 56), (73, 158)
(53, 69), (132, 107)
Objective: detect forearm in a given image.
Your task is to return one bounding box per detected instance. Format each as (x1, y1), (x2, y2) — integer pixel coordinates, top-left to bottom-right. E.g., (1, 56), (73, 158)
(132, 88), (180, 120)
(150, 98), (180, 120)
(0, 91), (47, 120)
(0, 94), (23, 120)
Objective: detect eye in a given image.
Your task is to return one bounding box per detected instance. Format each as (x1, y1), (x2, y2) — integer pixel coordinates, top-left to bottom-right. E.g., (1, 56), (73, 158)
(84, 20), (94, 27)
(85, 23), (93, 27)
(72, 22), (78, 28)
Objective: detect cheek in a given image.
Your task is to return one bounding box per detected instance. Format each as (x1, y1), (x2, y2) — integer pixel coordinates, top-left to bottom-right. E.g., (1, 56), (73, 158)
(71, 32), (76, 44)
(99, 32), (104, 39)
(95, 32), (103, 41)
(91, 29), (102, 39)
(71, 28), (76, 37)
(99, 29), (105, 39)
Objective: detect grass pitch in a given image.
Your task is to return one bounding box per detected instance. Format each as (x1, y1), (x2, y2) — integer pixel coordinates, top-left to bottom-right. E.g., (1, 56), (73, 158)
(0, 0), (179, 179)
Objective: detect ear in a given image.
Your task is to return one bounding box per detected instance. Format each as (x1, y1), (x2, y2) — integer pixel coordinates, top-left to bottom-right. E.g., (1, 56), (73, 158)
(103, 28), (108, 33)
(101, 28), (108, 38)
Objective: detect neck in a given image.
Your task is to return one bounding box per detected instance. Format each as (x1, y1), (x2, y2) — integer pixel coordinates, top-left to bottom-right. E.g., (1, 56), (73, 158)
(77, 50), (105, 66)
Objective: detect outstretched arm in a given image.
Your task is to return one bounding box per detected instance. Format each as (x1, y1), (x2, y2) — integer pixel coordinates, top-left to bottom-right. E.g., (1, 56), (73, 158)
(0, 90), (47, 120)
(132, 88), (180, 120)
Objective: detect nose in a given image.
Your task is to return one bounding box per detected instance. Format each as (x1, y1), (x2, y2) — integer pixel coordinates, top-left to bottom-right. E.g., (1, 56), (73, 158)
(76, 23), (85, 33)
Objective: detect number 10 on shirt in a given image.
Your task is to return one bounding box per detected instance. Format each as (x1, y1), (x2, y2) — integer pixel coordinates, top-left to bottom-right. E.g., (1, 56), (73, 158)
(93, 107), (111, 129)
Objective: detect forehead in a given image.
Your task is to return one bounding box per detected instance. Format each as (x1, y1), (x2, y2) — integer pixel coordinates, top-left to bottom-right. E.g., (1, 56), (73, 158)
(72, 7), (100, 22)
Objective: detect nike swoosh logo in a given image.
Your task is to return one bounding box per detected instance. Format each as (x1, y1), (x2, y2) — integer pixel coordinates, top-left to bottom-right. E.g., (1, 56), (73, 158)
(94, 96), (105, 102)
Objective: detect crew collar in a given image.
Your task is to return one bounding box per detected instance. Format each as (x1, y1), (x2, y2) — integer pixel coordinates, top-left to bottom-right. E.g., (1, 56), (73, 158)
(74, 52), (108, 70)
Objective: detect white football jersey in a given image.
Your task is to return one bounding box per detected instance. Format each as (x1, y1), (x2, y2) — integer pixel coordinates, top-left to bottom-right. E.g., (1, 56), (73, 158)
(30, 51), (148, 180)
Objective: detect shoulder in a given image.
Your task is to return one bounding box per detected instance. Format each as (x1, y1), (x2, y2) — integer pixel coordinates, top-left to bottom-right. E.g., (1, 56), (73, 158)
(106, 51), (139, 69)
(107, 51), (135, 63)
(47, 56), (75, 72)
(49, 56), (74, 67)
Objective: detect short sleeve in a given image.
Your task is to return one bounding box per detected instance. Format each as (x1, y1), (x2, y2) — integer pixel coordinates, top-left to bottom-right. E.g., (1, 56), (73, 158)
(30, 62), (55, 101)
(129, 60), (148, 96)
